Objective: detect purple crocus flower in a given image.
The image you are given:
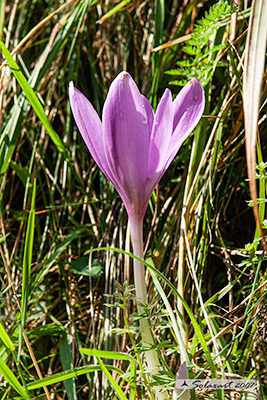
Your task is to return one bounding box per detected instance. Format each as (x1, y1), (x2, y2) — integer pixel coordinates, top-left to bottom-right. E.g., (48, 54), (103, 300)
(69, 72), (204, 395)
(69, 71), (204, 224)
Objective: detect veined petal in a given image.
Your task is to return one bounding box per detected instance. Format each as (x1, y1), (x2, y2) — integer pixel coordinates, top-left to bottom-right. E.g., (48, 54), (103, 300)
(173, 78), (204, 137)
(69, 82), (122, 191)
(143, 89), (174, 200)
(102, 71), (153, 212)
(148, 89), (174, 177)
(141, 94), (154, 134)
(165, 78), (205, 170)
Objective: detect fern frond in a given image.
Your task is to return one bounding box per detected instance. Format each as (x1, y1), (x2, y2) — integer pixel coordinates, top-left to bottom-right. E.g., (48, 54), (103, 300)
(175, 59), (195, 67)
(166, 0), (237, 87)
(182, 46), (198, 56)
(169, 79), (188, 86)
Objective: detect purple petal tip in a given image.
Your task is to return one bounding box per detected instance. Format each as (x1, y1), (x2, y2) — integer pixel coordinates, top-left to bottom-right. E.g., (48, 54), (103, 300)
(191, 77), (200, 83)
(190, 77), (203, 92)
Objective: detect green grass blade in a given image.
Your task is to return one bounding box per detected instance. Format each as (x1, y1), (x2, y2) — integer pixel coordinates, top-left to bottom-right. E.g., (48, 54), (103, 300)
(0, 320), (15, 352)
(81, 348), (136, 399)
(36, 1), (86, 87)
(240, 252), (264, 341)
(59, 334), (77, 400)
(18, 181), (36, 357)
(81, 348), (135, 362)
(0, 0), (6, 39)
(96, 357), (128, 400)
(0, 234), (9, 244)
(0, 41), (68, 160)
(204, 266), (248, 305)
(0, 357), (31, 400)
(97, 0), (131, 24)
(0, 99), (25, 176)
(18, 179), (36, 357)
(26, 365), (124, 390)
(150, 0), (165, 108)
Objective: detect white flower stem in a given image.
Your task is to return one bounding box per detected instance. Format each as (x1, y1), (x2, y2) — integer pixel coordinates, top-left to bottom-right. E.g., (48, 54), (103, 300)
(130, 216), (167, 400)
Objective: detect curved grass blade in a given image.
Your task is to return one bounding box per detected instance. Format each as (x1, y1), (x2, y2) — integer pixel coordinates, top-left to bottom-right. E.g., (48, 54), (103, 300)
(0, 41), (68, 161)
(0, 233), (9, 244)
(0, 320), (15, 352)
(97, 0), (131, 24)
(26, 365), (126, 390)
(81, 348), (136, 400)
(18, 180), (36, 358)
(0, 357), (31, 400)
(0, 98), (25, 176)
(81, 348), (135, 362)
(96, 357), (128, 400)
(204, 265), (248, 306)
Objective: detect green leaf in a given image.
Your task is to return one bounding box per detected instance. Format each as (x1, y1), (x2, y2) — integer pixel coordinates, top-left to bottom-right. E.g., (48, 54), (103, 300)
(182, 45), (198, 56)
(28, 324), (65, 339)
(10, 161), (30, 186)
(67, 257), (103, 277)
(0, 40), (68, 160)
(0, 234), (9, 244)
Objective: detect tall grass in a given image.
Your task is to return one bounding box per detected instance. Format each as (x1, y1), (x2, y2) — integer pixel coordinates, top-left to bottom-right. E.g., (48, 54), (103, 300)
(0, 1), (266, 399)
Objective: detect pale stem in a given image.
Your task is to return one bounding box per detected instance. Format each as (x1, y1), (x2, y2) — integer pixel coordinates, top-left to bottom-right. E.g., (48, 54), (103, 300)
(130, 216), (167, 400)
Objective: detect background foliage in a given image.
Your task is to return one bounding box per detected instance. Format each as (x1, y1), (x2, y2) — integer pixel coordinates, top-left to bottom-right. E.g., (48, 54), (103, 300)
(0, 0), (266, 399)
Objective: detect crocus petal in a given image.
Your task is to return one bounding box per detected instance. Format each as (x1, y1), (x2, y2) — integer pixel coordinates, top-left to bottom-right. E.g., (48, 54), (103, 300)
(102, 71), (153, 214)
(69, 83), (109, 178)
(69, 82), (127, 201)
(141, 94), (154, 134)
(147, 88), (174, 178)
(68, 79), (152, 219)
(165, 77), (205, 171)
(144, 89), (174, 200)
